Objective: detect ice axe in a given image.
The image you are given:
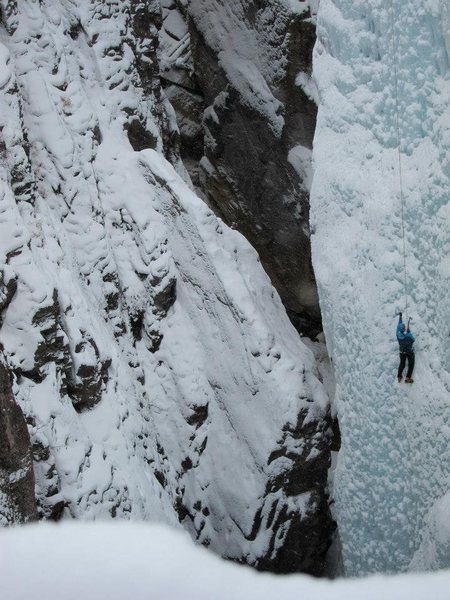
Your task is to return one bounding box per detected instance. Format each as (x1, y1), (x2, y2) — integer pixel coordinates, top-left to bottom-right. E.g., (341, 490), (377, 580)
(394, 310), (409, 319)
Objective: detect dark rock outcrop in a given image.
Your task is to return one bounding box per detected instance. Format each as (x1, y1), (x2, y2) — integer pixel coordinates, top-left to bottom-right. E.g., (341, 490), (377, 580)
(66, 338), (112, 412)
(161, 1), (321, 337)
(0, 360), (37, 524)
(260, 408), (334, 575)
(31, 424), (64, 521)
(25, 290), (72, 387)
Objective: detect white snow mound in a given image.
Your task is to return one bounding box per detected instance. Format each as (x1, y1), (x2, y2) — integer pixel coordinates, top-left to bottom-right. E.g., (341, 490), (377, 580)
(2, 522), (450, 600)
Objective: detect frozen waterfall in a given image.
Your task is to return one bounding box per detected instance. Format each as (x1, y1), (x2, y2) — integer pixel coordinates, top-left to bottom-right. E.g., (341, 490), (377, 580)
(312, 0), (450, 576)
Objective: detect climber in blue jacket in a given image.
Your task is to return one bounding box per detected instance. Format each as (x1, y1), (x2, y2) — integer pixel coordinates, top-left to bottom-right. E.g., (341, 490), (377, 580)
(396, 312), (415, 383)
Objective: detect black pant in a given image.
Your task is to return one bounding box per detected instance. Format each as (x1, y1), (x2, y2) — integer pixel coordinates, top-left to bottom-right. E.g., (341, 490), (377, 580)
(398, 352), (415, 379)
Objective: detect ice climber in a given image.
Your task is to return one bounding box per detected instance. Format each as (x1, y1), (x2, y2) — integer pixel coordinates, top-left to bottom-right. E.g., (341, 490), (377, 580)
(396, 313), (415, 383)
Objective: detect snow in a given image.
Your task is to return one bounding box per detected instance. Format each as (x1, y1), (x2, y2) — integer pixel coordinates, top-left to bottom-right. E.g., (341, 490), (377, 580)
(312, 0), (450, 576)
(286, 0), (315, 17)
(410, 490), (450, 571)
(163, 10), (188, 42)
(296, 71), (320, 104)
(159, 3), (193, 88)
(2, 522), (450, 600)
(289, 145), (314, 191)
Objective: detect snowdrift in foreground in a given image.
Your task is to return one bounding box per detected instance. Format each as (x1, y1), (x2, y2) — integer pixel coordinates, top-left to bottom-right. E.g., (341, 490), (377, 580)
(312, 0), (450, 576)
(2, 522), (450, 600)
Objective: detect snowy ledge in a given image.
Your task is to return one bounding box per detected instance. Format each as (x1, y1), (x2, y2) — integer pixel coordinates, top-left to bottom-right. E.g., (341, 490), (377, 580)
(1, 522), (449, 600)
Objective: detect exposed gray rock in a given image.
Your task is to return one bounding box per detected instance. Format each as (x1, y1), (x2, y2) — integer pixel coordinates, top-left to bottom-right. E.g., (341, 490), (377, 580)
(25, 290), (72, 387)
(0, 360), (37, 524)
(30, 423), (64, 521)
(159, 0), (205, 185)
(0, 270), (17, 326)
(66, 338), (112, 412)
(161, 1), (321, 337)
(261, 407), (334, 574)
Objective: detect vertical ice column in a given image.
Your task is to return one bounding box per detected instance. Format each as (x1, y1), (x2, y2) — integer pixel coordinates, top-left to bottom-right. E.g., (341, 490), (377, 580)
(442, 1), (450, 57)
(312, 0), (450, 576)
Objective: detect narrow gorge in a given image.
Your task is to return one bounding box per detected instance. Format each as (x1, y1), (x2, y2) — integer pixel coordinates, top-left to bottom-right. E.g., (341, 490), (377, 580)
(0, 0), (335, 577)
(1, 0), (449, 584)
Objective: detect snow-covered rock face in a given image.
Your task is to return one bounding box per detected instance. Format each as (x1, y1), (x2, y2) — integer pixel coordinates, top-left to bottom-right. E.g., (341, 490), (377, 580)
(160, 0), (322, 337)
(312, 0), (450, 575)
(0, 0), (333, 574)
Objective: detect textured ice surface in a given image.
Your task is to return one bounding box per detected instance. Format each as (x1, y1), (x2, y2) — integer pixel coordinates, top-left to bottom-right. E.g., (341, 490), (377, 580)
(312, 0), (450, 575)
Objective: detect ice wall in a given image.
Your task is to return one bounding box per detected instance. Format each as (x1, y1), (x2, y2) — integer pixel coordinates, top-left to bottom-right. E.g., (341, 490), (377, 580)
(312, 0), (450, 575)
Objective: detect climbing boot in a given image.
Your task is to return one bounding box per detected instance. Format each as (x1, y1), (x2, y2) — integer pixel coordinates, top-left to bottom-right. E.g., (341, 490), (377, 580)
(405, 377), (414, 384)
(397, 376), (402, 383)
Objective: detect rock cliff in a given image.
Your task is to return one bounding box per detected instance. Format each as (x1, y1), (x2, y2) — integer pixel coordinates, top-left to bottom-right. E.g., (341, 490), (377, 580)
(160, 0), (321, 337)
(0, 0), (333, 575)
(0, 359), (37, 524)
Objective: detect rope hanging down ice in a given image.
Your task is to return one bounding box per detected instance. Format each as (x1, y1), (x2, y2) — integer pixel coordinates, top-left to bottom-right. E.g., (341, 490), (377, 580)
(389, 0), (409, 315)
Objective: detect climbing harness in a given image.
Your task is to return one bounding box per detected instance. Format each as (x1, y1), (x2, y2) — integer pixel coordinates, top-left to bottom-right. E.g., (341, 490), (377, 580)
(389, 0), (408, 316)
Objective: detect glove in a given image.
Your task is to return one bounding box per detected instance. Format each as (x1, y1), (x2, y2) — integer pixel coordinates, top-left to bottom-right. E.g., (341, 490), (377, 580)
(399, 312), (402, 318)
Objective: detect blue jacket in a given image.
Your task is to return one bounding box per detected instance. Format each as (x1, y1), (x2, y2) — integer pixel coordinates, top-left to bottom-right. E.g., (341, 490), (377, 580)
(396, 316), (415, 353)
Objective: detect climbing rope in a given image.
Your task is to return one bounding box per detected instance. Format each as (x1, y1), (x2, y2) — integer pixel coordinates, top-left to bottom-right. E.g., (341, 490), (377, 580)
(389, 0), (408, 316)
(388, 4), (422, 552)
